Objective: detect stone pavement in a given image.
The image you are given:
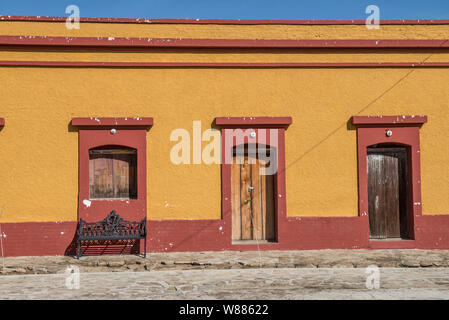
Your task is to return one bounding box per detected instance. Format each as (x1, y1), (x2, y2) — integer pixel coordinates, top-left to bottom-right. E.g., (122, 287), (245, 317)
(1, 249), (449, 275)
(1, 268), (449, 299)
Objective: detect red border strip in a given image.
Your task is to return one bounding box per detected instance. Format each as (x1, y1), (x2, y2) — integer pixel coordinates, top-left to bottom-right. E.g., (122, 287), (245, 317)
(1, 16), (449, 25)
(0, 36), (448, 48)
(72, 117), (153, 127)
(352, 115), (428, 125)
(215, 116), (292, 127)
(2, 61), (449, 68)
(0, 118), (4, 126)
(4, 214), (449, 256)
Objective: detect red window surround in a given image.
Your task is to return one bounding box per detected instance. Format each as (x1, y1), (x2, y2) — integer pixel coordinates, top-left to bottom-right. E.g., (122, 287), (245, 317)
(72, 117), (153, 222)
(215, 117), (292, 248)
(352, 115), (427, 247)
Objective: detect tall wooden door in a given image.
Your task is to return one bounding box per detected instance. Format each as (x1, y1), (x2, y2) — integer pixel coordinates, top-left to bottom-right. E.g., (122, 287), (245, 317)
(231, 155), (276, 242)
(367, 147), (408, 239)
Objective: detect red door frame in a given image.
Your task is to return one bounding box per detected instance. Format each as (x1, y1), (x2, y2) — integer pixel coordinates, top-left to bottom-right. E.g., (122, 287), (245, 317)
(352, 115), (427, 248)
(215, 117), (292, 250)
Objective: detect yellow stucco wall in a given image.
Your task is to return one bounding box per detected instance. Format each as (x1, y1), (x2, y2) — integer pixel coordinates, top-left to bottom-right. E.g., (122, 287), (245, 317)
(1, 21), (449, 39)
(0, 21), (448, 223)
(1, 50), (449, 64)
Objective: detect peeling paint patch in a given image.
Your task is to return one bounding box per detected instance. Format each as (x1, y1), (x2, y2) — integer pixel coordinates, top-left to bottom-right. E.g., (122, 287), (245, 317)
(83, 199), (91, 208)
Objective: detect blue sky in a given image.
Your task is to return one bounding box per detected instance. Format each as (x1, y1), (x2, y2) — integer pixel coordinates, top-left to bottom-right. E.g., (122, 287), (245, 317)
(0, 0), (448, 20)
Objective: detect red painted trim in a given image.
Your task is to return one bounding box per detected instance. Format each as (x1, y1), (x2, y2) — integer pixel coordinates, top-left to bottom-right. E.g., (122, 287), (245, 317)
(215, 117), (292, 127)
(72, 117), (153, 127)
(73, 118), (151, 222)
(0, 118), (4, 126)
(2, 61), (449, 68)
(0, 36), (448, 49)
(352, 115), (428, 125)
(415, 215), (449, 248)
(1, 221), (78, 257)
(149, 216), (367, 251)
(369, 240), (417, 249)
(352, 115), (427, 245)
(2, 16), (449, 25)
(148, 219), (228, 252)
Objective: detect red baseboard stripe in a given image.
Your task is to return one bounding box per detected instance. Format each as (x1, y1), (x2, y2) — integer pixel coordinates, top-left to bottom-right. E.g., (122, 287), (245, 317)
(2, 214), (449, 256)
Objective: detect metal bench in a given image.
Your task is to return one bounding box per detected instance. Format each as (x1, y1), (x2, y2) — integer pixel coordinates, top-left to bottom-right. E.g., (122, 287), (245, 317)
(77, 210), (146, 258)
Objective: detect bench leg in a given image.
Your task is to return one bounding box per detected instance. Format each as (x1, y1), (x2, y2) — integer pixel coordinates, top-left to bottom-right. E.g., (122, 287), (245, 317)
(77, 239), (81, 259)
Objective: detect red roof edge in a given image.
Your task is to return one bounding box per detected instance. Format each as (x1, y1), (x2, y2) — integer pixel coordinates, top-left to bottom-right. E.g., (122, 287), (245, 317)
(1, 16), (449, 25)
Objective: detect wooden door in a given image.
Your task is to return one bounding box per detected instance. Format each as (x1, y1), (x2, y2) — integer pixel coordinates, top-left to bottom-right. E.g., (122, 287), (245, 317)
(367, 147), (408, 239)
(231, 155), (276, 242)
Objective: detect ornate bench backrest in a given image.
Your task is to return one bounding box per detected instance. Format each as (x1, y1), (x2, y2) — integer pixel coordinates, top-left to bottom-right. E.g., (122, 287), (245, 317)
(78, 210), (146, 238)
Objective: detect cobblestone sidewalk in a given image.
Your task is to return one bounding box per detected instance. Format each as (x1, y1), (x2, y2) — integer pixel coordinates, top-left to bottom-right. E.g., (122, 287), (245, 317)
(2, 268), (449, 299)
(1, 249), (449, 276)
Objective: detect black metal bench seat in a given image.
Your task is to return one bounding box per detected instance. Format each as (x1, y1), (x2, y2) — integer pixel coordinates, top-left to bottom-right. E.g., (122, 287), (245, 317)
(77, 210), (147, 258)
